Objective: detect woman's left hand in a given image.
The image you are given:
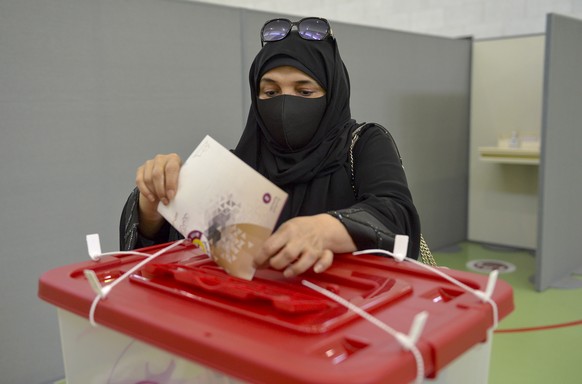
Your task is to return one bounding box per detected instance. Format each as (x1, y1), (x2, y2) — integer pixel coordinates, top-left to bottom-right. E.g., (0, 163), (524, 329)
(255, 214), (356, 277)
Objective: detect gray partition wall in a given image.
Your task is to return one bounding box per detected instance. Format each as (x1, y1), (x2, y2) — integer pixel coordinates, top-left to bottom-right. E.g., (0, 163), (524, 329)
(334, 24), (472, 251)
(536, 14), (582, 290)
(1, 1), (245, 383)
(0, 1), (471, 382)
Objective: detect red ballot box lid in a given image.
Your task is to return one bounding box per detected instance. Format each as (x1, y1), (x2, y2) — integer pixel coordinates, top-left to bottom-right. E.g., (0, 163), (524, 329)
(39, 241), (514, 384)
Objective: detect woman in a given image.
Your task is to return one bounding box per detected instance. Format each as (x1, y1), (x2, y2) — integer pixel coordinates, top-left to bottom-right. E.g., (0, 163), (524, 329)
(120, 17), (421, 277)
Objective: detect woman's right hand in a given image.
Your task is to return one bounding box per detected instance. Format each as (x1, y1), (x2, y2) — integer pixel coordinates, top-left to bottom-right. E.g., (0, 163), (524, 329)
(135, 153), (182, 237)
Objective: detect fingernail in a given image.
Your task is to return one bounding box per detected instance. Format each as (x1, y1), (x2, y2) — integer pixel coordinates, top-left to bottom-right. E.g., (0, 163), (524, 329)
(314, 264), (323, 273)
(161, 198), (169, 205)
(148, 195), (155, 203)
(167, 190), (175, 201)
(283, 269), (294, 278)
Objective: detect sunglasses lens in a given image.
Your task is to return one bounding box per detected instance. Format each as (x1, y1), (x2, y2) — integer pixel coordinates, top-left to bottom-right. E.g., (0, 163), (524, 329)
(262, 19), (292, 42)
(298, 18), (329, 40)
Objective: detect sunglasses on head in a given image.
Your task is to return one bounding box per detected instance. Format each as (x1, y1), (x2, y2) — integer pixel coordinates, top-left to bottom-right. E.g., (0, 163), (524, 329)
(260, 17), (334, 46)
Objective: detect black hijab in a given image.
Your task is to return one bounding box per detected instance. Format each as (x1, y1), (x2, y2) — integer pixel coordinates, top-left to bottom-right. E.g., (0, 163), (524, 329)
(234, 31), (360, 224)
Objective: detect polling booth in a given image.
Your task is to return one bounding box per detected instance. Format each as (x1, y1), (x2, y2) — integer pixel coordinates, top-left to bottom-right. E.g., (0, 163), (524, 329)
(468, 13), (582, 290)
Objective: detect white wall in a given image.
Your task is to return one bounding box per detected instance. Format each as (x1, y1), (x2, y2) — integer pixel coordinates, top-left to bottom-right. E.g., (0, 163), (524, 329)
(193, 0), (582, 39)
(468, 36), (545, 249)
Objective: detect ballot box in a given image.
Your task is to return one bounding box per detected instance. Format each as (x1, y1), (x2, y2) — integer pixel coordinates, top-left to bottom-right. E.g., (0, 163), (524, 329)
(38, 241), (514, 384)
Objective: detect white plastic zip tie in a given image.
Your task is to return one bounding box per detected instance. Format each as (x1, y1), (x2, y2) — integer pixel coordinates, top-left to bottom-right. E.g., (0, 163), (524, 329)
(86, 234), (102, 261)
(84, 269), (111, 298)
(400, 256), (499, 330)
(86, 233), (163, 261)
(303, 280), (426, 384)
(408, 310), (429, 345)
(357, 235), (409, 262)
(392, 234), (409, 261)
(353, 238), (500, 330)
(85, 238), (185, 327)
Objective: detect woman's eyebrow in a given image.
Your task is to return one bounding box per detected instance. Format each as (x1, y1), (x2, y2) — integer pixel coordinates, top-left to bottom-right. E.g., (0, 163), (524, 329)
(294, 79), (318, 85)
(260, 77), (318, 85)
(259, 77), (277, 84)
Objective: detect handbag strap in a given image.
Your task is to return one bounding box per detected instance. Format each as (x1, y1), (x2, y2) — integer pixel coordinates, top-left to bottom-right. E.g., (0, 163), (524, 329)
(349, 124), (437, 266)
(349, 123), (367, 198)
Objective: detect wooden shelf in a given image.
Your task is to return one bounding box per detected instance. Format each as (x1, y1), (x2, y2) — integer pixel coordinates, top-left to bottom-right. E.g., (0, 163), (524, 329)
(478, 146), (540, 165)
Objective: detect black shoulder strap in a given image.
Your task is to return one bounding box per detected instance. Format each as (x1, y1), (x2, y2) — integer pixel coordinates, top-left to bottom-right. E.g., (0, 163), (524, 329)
(349, 123), (403, 197)
(349, 123), (367, 197)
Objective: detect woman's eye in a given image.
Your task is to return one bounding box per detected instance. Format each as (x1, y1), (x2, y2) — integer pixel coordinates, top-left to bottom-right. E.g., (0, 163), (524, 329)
(299, 89), (315, 97)
(263, 90), (279, 97)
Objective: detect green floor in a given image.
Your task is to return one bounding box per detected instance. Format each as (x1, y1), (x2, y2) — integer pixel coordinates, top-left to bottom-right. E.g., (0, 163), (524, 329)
(433, 242), (582, 384)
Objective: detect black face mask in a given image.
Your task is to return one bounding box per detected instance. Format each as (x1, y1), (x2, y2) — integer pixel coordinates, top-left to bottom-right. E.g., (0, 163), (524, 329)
(257, 95), (326, 151)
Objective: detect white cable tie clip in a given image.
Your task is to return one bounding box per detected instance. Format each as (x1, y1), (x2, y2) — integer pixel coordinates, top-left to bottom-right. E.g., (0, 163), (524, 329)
(392, 235), (409, 261)
(83, 269), (111, 298)
(86, 233), (103, 261)
(474, 269), (498, 303)
(484, 269), (499, 301)
(352, 234), (409, 262)
(408, 311), (429, 345)
(474, 269), (500, 330)
(394, 311), (429, 351)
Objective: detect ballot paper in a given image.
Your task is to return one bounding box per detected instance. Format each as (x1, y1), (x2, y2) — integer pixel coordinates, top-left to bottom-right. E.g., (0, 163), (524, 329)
(157, 135), (287, 280)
